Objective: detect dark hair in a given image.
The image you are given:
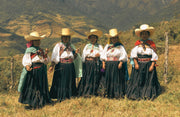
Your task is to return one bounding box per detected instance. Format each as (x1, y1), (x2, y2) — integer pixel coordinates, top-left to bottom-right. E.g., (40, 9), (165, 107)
(109, 36), (119, 44)
(88, 35), (98, 39)
(140, 31), (150, 36)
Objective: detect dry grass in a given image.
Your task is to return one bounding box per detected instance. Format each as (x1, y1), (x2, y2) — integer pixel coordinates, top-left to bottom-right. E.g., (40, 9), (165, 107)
(0, 74), (180, 117)
(1, 40), (180, 117)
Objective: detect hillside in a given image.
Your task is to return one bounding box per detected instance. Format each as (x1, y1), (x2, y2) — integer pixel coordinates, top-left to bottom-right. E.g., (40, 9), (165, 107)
(0, 12), (106, 57)
(0, 0), (180, 30)
(1, 0), (180, 57)
(0, 43), (179, 117)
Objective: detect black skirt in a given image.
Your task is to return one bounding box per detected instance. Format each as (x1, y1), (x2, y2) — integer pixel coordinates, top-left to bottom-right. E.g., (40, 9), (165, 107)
(99, 61), (126, 98)
(78, 60), (102, 96)
(50, 62), (77, 101)
(19, 63), (51, 108)
(126, 61), (161, 100)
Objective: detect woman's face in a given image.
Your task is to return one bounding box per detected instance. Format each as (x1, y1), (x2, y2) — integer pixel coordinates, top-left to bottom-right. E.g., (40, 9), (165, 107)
(110, 36), (119, 44)
(61, 36), (70, 44)
(32, 40), (41, 47)
(89, 35), (98, 44)
(140, 31), (150, 40)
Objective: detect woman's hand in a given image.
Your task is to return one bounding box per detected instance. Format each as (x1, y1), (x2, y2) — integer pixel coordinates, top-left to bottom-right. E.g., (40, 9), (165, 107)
(75, 48), (80, 54)
(133, 58), (139, 70)
(149, 62), (155, 72)
(135, 64), (139, 70)
(48, 66), (54, 73)
(49, 62), (55, 73)
(45, 48), (48, 55)
(118, 61), (123, 69)
(95, 53), (100, 57)
(26, 65), (32, 71)
(102, 61), (105, 69)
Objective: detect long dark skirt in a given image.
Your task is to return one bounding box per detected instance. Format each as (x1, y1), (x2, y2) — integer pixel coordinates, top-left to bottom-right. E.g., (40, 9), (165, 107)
(78, 60), (102, 96)
(126, 61), (161, 100)
(19, 64), (51, 108)
(99, 61), (126, 98)
(50, 62), (77, 101)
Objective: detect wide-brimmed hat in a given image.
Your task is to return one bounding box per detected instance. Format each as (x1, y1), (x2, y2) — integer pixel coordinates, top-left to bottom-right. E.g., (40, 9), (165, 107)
(105, 28), (121, 38)
(85, 29), (103, 38)
(24, 31), (46, 41)
(59, 28), (74, 36)
(135, 24), (155, 37)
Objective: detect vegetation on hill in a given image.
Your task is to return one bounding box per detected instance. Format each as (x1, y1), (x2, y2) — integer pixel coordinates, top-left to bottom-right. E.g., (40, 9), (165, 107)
(0, 18), (180, 116)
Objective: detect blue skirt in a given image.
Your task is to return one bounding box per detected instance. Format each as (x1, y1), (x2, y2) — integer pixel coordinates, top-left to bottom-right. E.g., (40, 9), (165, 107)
(126, 61), (161, 100)
(50, 62), (77, 101)
(19, 63), (51, 108)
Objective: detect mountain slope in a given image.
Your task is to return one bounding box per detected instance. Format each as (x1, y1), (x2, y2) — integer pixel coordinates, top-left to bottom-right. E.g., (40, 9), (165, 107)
(0, 0), (180, 30)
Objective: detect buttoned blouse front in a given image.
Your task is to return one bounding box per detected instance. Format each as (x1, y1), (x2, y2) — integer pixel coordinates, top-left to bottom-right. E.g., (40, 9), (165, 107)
(101, 44), (128, 62)
(131, 45), (158, 61)
(22, 53), (49, 67)
(51, 42), (74, 64)
(82, 43), (103, 62)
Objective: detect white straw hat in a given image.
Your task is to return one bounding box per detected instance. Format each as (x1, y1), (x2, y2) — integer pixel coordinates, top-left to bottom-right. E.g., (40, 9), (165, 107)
(59, 28), (74, 36)
(24, 31), (46, 41)
(85, 29), (103, 38)
(105, 28), (121, 38)
(135, 24), (155, 37)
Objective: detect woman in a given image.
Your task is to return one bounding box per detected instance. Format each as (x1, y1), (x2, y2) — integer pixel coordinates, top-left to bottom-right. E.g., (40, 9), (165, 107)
(49, 28), (82, 102)
(18, 32), (51, 109)
(78, 29), (103, 97)
(100, 28), (128, 98)
(126, 24), (161, 100)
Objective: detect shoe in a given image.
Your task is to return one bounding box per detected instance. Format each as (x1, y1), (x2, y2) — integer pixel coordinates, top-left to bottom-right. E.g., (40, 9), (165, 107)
(24, 105), (33, 110)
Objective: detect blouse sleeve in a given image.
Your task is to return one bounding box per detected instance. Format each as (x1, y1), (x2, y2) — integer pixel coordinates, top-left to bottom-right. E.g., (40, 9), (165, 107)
(22, 53), (32, 67)
(51, 43), (60, 64)
(131, 46), (138, 58)
(82, 44), (88, 62)
(119, 46), (128, 62)
(100, 44), (108, 61)
(151, 49), (158, 61)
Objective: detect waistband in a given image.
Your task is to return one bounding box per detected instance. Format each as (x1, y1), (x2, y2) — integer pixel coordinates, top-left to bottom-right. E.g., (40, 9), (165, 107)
(60, 58), (73, 63)
(107, 57), (119, 61)
(32, 63), (44, 69)
(137, 54), (152, 58)
(138, 58), (151, 62)
(85, 57), (99, 61)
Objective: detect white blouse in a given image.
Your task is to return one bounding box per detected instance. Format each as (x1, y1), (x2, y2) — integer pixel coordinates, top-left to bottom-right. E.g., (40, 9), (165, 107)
(51, 42), (75, 64)
(82, 43), (103, 62)
(131, 45), (158, 61)
(101, 44), (128, 62)
(22, 53), (49, 67)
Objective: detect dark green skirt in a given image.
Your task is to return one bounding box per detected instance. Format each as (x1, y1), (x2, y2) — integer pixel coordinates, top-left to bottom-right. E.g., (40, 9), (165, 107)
(78, 60), (102, 96)
(100, 61), (126, 98)
(50, 62), (77, 101)
(18, 63), (51, 108)
(126, 61), (161, 100)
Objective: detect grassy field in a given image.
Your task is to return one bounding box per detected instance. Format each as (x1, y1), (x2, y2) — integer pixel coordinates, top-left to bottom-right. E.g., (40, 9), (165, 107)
(0, 75), (180, 117)
(0, 33), (180, 117)
(0, 44), (180, 117)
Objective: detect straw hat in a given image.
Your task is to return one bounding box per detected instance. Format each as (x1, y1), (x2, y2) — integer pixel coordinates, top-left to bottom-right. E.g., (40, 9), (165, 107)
(59, 28), (74, 36)
(135, 24), (155, 37)
(85, 29), (103, 38)
(105, 28), (121, 38)
(24, 31), (46, 41)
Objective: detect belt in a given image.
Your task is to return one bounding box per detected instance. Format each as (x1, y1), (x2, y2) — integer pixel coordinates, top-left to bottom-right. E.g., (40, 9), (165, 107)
(85, 57), (99, 61)
(32, 63), (44, 69)
(60, 58), (73, 63)
(138, 58), (151, 62)
(107, 57), (119, 61)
